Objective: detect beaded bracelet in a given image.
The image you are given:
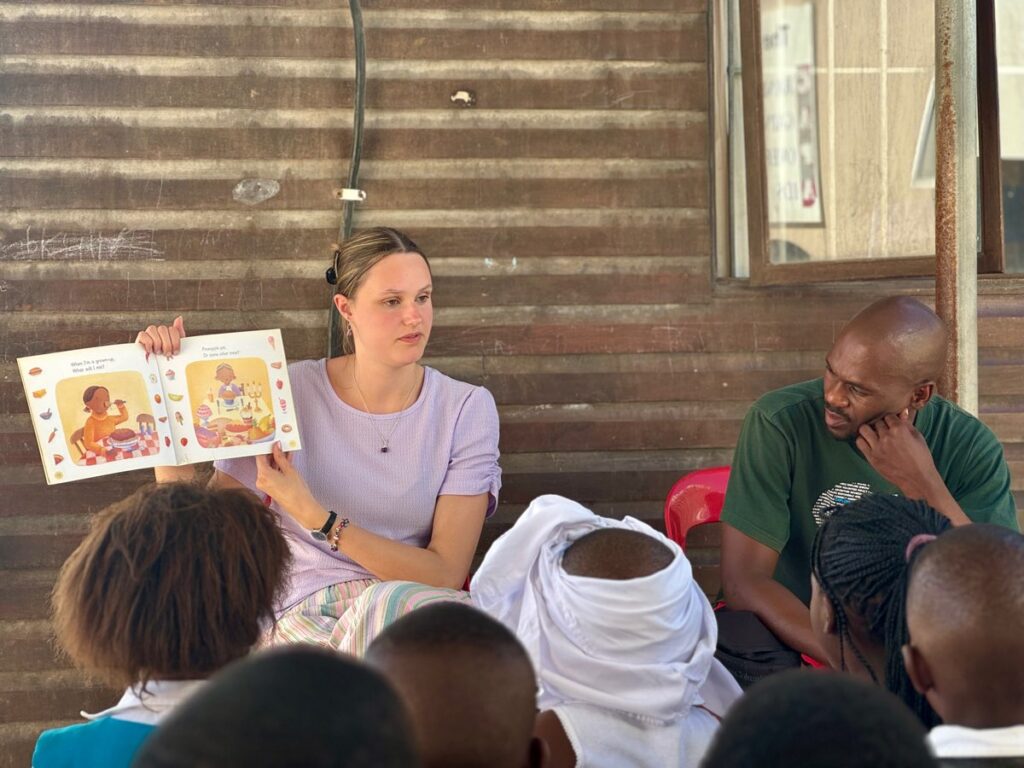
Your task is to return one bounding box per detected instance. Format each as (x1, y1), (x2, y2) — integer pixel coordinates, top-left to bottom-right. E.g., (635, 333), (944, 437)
(329, 517), (350, 552)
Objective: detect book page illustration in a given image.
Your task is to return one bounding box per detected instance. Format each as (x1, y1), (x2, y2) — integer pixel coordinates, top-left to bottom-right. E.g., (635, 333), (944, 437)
(157, 329), (300, 464)
(20, 330), (299, 484)
(185, 358), (276, 449)
(18, 345), (176, 485)
(56, 372), (159, 467)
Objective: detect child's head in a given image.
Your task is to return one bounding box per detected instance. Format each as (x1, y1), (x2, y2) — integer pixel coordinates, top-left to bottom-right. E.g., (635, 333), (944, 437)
(52, 482), (290, 688)
(215, 363), (236, 385)
(903, 523), (1024, 728)
(366, 602), (543, 768)
(82, 385), (110, 414)
(810, 493), (951, 726)
(561, 527), (675, 579)
(133, 647), (418, 768)
(701, 669), (936, 768)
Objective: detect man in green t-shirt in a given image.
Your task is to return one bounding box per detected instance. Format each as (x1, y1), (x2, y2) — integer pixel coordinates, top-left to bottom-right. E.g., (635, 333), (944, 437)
(720, 296), (1017, 663)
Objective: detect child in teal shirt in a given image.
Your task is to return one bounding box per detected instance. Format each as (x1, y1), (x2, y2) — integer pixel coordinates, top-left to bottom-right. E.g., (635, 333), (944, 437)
(33, 482), (289, 768)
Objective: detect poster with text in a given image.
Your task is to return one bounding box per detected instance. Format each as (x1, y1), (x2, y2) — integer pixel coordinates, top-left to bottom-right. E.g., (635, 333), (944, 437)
(762, 3), (824, 225)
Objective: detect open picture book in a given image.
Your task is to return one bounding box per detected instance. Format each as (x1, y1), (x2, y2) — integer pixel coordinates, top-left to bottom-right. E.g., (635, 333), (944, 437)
(18, 329), (301, 485)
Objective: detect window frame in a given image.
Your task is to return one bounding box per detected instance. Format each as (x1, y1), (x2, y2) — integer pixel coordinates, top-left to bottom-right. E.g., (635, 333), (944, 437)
(733, 0), (1004, 285)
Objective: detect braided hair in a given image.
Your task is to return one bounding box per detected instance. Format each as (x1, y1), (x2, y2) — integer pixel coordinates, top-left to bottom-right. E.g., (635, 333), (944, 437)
(810, 493), (951, 727)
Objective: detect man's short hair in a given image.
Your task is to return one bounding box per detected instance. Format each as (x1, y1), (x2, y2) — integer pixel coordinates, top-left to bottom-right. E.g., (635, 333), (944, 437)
(132, 647), (418, 768)
(701, 669), (937, 768)
(367, 602), (538, 768)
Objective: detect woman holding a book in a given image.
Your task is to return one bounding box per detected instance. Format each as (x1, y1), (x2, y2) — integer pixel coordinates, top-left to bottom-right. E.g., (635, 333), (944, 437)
(137, 227), (500, 650)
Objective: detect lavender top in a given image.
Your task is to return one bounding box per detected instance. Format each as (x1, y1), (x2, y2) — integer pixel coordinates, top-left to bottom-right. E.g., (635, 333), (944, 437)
(215, 360), (501, 612)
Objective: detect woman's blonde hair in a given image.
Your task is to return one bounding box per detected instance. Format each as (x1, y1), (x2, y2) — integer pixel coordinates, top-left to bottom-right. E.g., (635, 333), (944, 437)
(329, 227), (429, 355)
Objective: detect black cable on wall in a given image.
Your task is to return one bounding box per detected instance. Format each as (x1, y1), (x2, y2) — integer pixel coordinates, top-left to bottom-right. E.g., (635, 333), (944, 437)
(328, 0), (367, 358)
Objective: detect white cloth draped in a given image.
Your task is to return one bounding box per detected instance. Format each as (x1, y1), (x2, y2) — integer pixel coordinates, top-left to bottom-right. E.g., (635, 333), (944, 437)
(471, 494), (741, 725)
(929, 725), (1024, 758)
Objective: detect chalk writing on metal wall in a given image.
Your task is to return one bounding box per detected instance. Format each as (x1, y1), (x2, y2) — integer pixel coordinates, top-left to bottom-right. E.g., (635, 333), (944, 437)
(0, 230), (164, 262)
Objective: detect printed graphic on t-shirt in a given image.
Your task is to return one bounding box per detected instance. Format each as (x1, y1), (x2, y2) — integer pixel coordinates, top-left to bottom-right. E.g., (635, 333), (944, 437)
(811, 482), (872, 526)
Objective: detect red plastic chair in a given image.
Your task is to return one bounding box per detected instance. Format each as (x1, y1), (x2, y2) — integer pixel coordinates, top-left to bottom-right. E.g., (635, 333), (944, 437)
(663, 466), (731, 550)
(665, 466), (826, 669)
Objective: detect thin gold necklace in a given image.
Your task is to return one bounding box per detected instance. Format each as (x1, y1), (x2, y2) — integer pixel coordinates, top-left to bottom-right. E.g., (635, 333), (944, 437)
(351, 361), (420, 454)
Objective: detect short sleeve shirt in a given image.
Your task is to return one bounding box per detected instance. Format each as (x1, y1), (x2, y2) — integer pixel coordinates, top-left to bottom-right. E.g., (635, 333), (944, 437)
(721, 378), (1018, 604)
(215, 360), (501, 611)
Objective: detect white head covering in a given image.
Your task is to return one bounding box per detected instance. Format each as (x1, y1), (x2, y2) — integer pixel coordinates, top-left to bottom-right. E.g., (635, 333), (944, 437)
(471, 494), (741, 725)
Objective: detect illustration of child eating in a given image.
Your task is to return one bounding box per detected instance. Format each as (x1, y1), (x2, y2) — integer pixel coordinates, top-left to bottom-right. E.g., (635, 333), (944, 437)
(215, 363), (242, 412)
(81, 385), (129, 454)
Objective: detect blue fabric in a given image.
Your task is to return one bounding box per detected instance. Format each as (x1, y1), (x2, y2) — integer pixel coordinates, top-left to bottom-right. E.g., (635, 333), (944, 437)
(33, 717), (155, 768)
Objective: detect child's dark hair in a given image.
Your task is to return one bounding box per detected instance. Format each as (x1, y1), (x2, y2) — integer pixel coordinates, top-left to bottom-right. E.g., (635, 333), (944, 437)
(82, 385), (106, 411)
(810, 493), (951, 727)
(133, 647), (419, 768)
(702, 669), (936, 768)
(52, 482), (290, 689)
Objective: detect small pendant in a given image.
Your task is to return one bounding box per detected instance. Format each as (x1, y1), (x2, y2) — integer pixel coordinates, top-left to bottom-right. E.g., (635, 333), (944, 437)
(381, 446), (389, 453)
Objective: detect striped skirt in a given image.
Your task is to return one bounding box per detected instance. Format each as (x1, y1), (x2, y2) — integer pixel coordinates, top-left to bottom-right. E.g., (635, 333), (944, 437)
(267, 579), (472, 657)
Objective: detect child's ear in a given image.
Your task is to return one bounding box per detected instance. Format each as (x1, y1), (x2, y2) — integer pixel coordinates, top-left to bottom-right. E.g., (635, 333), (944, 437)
(822, 598), (837, 636)
(902, 643), (933, 695)
(528, 736), (551, 768)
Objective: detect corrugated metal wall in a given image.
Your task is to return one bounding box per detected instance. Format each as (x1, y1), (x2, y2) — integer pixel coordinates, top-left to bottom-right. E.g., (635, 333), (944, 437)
(0, 1), (712, 762)
(2, 1), (1023, 764)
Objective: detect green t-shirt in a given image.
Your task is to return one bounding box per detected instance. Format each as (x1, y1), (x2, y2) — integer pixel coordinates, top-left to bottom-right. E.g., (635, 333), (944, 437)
(721, 378), (1018, 604)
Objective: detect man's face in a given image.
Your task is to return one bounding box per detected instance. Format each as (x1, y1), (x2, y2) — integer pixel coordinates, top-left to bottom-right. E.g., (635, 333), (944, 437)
(822, 332), (916, 440)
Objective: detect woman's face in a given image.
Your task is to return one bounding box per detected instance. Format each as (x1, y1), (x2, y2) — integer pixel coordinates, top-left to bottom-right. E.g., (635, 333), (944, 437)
(86, 387), (111, 415)
(337, 251), (433, 366)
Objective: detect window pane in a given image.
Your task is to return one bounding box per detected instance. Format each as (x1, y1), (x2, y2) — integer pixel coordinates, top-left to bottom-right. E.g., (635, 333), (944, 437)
(997, 0), (1024, 272)
(758, 0), (938, 264)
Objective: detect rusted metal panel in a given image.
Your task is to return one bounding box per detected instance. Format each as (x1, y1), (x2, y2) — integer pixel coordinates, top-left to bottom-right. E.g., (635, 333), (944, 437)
(0, 668), (116, 723)
(478, 368), (823, 405)
(0, 20), (704, 62)
(3, 173), (708, 210)
(0, 224), (711, 262)
(1, 273), (710, 311)
(0, 125), (706, 160)
(0, 72), (707, 111)
(0, 624), (68, 674)
(2, 0), (707, 8)
(499, 419), (744, 453)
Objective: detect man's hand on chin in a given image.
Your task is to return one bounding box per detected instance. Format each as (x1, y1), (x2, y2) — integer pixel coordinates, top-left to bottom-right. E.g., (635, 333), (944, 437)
(856, 411), (970, 525)
(855, 410), (939, 499)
